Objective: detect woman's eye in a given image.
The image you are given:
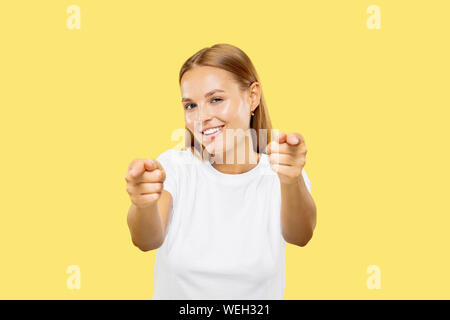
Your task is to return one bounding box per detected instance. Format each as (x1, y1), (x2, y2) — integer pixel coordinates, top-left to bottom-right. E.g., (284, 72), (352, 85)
(184, 98), (222, 110)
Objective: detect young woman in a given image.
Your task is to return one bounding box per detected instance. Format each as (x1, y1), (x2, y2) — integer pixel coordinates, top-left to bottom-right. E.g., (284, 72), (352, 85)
(125, 43), (317, 299)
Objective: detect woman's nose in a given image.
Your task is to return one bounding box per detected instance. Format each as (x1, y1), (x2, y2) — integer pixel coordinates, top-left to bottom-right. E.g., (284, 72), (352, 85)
(197, 105), (213, 122)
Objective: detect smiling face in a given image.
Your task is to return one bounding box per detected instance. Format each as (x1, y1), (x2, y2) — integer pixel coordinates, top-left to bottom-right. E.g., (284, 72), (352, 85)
(181, 65), (259, 159)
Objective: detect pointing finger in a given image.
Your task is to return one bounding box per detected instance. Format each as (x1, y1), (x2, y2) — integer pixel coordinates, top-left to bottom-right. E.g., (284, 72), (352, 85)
(286, 133), (300, 146)
(129, 160), (145, 178)
(266, 140), (302, 155)
(277, 131), (287, 144)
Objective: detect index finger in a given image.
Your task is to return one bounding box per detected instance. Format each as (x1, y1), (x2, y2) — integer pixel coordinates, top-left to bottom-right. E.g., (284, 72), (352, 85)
(125, 160), (145, 182)
(266, 140), (301, 155)
(276, 131), (287, 144)
(286, 132), (304, 146)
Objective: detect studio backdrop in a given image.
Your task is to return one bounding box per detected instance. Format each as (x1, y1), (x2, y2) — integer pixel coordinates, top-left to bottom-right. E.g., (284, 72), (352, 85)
(0, 0), (449, 299)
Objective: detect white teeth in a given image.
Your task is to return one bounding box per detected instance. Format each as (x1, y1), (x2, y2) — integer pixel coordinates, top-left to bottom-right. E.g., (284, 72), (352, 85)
(203, 126), (222, 135)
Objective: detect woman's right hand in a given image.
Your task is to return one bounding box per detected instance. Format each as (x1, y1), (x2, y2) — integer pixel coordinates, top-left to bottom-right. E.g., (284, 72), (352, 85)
(125, 158), (166, 209)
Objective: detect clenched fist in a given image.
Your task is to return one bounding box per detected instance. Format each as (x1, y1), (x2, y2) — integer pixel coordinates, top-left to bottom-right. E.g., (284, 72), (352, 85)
(125, 158), (166, 209)
(266, 132), (307, 184)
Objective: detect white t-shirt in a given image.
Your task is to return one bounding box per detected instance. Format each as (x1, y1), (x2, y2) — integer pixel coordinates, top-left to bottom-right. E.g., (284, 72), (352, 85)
(152, 148), (312, 300)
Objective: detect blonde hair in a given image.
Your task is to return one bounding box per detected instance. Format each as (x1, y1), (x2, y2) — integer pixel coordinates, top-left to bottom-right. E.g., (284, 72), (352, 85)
(179, 43), (273, 157)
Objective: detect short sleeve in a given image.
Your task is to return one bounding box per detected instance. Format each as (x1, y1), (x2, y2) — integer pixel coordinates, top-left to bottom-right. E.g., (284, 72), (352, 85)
(156, 149), (178, 200)
(301, 168), (312, 194)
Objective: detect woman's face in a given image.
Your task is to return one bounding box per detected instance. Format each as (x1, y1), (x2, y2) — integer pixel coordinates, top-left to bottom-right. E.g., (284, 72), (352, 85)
(181, 66), (260, 158)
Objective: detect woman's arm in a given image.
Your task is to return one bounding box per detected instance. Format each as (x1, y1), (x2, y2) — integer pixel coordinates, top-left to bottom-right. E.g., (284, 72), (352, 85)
(125, 158), (172, 251)
(280, 177), (316, 247)
(266, 131), (317, 247)
(127, 190), (173, 251)
(127, 202), (164, 251)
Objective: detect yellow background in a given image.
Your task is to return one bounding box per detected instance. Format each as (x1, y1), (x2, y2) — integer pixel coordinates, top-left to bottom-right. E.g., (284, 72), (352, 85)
(1, 0), (449, 299)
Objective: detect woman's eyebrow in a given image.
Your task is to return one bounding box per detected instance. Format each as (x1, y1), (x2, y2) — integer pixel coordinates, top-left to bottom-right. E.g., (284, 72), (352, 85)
(182, 89), (225, 103)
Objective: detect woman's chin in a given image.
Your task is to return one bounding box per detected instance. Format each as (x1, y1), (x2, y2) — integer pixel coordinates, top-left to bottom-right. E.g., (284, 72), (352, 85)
(205, 142), (226, 158)
(205, 143), (217, 155)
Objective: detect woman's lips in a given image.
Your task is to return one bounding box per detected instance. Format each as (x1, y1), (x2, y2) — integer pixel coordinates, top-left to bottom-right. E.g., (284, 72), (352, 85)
(201, 125), (225, 139)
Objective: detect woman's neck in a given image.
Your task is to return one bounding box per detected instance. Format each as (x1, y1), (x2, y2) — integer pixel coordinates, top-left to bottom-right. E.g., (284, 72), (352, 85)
(210, 146), (261, 175)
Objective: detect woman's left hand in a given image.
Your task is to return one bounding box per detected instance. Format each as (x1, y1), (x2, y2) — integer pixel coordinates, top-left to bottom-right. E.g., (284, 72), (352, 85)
(266, 132), (307, 185)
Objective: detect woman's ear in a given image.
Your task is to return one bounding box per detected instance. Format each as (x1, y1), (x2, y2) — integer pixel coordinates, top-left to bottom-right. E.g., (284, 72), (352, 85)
(249, 82), (262, 113)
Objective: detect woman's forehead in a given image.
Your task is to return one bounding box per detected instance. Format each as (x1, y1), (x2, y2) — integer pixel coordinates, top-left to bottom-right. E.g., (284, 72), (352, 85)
(181, 67), (237, 96)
